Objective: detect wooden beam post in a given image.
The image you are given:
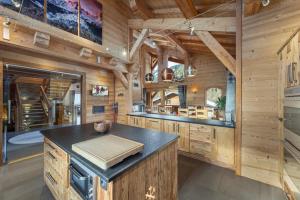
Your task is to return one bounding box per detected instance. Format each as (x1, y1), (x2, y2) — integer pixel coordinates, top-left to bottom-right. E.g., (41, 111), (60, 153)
(235, 0), (242, 176)
(174, 0), (198, 19)
(195, 31), (236, 76)
(129, 28), (149, 60)
(113, 70), (129, 89)
(164, 31), (187, 56)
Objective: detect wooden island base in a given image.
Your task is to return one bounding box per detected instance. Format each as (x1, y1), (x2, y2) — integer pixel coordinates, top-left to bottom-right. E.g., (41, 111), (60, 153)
(44, 138), (178, 200)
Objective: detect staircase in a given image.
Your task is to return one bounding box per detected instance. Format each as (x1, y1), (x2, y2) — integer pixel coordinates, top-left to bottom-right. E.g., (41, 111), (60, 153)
(46, 79), (72, 101)
(17, 83), (49, 131)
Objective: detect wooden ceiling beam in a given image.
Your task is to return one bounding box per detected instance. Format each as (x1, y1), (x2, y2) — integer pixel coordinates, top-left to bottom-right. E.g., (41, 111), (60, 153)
(163, 31), (187, 56)
(128, 17), (236, 32)
(174, 0), (198, 19)
(133, 30), (156, 49)
(129, 28), (149, 60)
(195, 31), (236, 76)
(152, 3), (236, 15)
(129, 0), (153, 19)
(244, 0), (262, 17)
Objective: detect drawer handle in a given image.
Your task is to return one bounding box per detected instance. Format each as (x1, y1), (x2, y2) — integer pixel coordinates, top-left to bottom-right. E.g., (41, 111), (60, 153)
(47, 142), (56, 151)
(46, 172), (57, 185)
(47, 152), (56, 161)
(213, 129), (216, 139)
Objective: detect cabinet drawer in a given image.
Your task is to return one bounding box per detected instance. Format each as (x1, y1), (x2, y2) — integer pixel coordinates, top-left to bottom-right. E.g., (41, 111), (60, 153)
(45, 138), (68, 163)
(190, 129), (215, 143)
(145, 118), (162, 131)
(190, 140), (213, 156)
(44, 162), (65, 200)
(68, 187), (82, 200)
(190, 124), (213, 133)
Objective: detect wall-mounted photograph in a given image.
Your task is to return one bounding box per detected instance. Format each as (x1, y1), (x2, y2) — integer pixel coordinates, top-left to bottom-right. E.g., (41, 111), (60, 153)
(79, 0), (102, 44)
(92, 85), (108, 97)
(47, 0), (79, 35)
(21, 0), (45, 21)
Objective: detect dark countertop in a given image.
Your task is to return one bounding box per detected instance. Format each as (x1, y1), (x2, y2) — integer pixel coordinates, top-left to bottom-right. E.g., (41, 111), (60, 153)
(128, 112), (235, 128)
(41, 123), (178, 182)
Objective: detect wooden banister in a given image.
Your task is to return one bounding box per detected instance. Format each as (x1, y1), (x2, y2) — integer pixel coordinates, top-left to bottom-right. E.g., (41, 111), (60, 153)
(40, 86), (52, 109)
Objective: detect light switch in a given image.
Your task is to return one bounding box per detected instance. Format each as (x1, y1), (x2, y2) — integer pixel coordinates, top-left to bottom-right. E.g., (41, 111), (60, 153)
(3, 24), (10, 40)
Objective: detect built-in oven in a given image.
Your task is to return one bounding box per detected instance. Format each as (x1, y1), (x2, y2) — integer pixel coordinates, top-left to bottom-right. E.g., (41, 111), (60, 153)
(70, 157), (97, 200)
(283, 86), (300, 199)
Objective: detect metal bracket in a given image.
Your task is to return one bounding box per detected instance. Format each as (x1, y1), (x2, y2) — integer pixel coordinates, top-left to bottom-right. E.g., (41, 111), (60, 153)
(100, 178), (108, 190)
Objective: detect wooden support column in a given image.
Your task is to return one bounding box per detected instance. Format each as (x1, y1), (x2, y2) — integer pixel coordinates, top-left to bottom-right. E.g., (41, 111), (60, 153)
(0, 59), (3, 165)
(126, 73), (133, 113)
(195, 30), (236, 76)
(235, 0), (242, 175)
(129, 29), (149, 60)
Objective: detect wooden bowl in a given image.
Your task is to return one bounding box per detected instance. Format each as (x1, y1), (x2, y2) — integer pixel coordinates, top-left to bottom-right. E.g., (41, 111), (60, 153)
(94, 120), (112, 133)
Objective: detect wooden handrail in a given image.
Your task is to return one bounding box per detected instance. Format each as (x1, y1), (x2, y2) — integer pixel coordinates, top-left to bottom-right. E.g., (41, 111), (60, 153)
(40, 86), (52, 109)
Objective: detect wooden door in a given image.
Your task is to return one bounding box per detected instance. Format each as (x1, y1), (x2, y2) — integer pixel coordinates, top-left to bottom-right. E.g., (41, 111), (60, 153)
(177, 122), (190, 152)
(163, 120), (177, 134)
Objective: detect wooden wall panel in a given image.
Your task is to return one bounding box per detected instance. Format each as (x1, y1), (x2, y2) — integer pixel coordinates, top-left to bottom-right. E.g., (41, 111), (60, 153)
(242, 0), (300, 187)
(0, 59), (3, 164)
(187, 54), (227, 106)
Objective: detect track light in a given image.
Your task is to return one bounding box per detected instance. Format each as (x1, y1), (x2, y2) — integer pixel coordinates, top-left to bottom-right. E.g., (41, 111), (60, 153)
(261, 0), (270, 7)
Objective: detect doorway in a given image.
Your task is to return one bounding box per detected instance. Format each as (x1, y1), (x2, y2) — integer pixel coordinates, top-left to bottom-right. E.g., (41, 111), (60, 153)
(2, 64), (82, 163)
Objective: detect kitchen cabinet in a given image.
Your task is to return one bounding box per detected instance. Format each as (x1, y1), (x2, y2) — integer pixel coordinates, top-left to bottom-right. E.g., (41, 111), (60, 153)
(145, 118), (163, 131)
(164, 120), (190, 152)
(44, 138), (69, 200)
(128, 116), (145, 128)
(68, 187), (82, 200)
(189, 124), (216, 159)
(215, 127), (235, 167)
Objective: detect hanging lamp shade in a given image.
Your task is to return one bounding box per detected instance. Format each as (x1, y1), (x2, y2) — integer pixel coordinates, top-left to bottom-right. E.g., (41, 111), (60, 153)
(185, 65), (197, 77)
(145, 73), (154, 82)
(161, 68), (174, 82)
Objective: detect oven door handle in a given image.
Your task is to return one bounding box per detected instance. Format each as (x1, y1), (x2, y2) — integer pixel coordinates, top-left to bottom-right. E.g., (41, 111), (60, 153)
(70, 164), (89, 181)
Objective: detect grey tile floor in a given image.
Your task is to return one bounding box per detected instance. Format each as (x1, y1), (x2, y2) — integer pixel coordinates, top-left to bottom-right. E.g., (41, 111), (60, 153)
(0, 154), (286, 200)
(178, 155), (286, 200)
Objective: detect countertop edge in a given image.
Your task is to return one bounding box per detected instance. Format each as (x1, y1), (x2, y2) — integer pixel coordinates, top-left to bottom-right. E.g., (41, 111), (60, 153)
(127, 113), (235, 128)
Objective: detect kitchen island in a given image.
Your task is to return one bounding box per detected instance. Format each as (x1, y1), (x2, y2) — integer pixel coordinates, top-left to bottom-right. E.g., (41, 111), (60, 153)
(41, 123), (178, 200)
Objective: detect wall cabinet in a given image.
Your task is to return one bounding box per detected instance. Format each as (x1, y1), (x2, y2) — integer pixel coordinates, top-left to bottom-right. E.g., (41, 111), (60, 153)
(44, 138), (69, 200)
(164, 120), (190, 152)
(128, 116), (145, 128)
(145, 118), (163, 131)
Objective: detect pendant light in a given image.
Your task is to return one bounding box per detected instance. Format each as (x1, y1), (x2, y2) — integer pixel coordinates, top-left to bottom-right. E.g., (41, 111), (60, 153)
(161, 68), (174, 82)
(186, 64), (197, 77)
(145, 73), (154, 83)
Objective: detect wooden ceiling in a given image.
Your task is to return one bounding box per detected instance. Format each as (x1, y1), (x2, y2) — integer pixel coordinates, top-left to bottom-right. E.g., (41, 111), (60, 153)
(124, 0), (237, 57)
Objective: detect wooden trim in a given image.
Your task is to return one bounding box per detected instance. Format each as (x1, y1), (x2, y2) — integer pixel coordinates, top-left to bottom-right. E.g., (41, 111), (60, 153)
(128, 17), (236, 32)
(81, 73), (87, 124)
(195, 31), (236, 76)
(0, 59), (3, 165)
(235, 0), (242, 175)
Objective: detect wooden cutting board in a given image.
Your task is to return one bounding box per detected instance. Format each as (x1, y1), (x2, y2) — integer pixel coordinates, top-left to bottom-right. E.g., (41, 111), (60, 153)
(72, 135), (144, 170)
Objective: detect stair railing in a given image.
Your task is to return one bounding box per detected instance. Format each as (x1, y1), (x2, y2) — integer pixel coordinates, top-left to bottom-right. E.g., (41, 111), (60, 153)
(40, 86), (53, 125)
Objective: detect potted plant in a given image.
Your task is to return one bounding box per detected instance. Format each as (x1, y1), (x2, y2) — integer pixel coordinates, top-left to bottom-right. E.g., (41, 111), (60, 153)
(216, 96), (226, 120)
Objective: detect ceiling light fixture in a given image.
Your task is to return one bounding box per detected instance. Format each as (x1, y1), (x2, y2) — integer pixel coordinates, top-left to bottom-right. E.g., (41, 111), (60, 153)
(122, 48), (127, 56)
(186, 64), (197, 77)
(261, 0), (270, 7)
(190, 26), (195, 35)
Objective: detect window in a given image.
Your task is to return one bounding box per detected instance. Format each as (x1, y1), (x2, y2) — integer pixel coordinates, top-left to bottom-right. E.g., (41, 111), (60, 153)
(168, 60), (184, 81)
(206, 87), (222, 107)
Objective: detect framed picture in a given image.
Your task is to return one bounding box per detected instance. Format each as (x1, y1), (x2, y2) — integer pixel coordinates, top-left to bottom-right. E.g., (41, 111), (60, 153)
(92, 85), (108, 97)
(79, 0), (102, 44)
(0, 0), (23, 11)
(21, 0), (45, 21)
(47, 0), (78, 35)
